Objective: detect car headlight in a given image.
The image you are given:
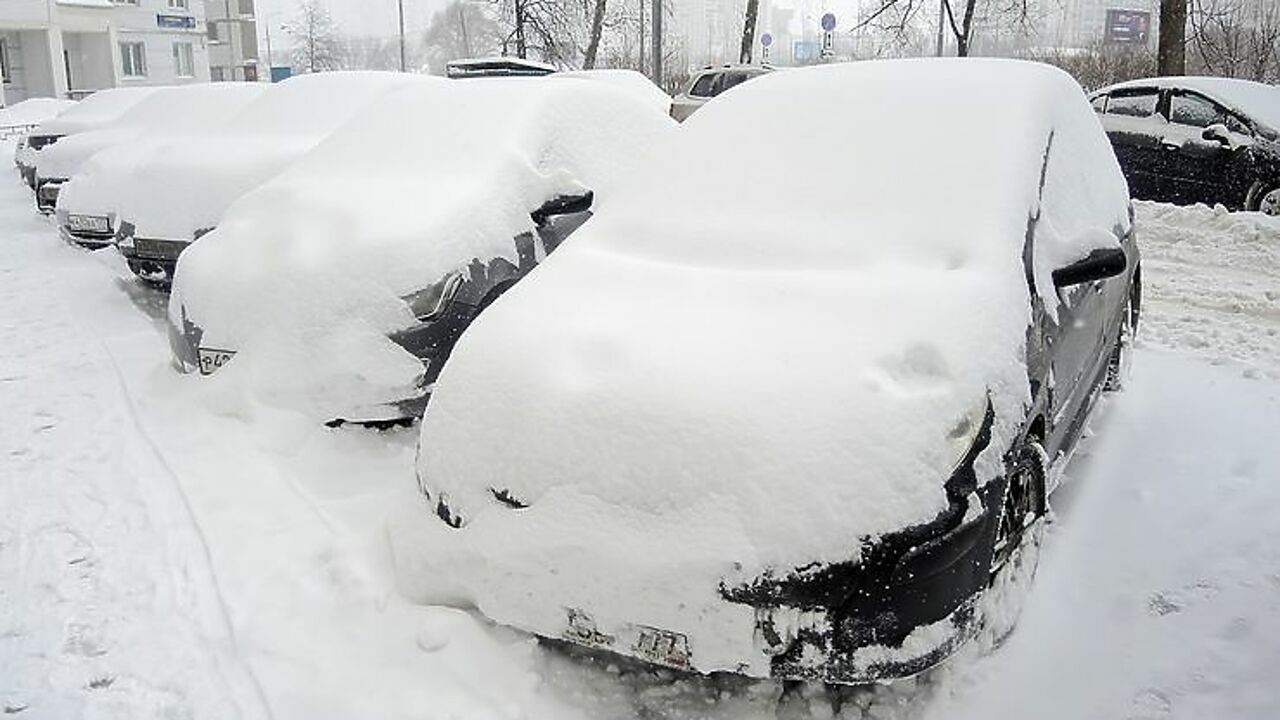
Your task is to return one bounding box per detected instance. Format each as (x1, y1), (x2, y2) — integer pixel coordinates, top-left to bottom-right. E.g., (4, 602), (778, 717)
(945, 394), (991, 472)
(67, 214), (111, 234)
(403, 272), (462, 321)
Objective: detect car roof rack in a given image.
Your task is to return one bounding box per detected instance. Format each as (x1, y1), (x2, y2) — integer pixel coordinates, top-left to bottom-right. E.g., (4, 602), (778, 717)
(446, 57), (558, 79)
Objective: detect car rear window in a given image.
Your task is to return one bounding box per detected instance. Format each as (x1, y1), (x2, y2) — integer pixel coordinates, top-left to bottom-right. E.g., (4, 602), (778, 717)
(1106, 91), (1158, 118)
(689, 73), (720, 98)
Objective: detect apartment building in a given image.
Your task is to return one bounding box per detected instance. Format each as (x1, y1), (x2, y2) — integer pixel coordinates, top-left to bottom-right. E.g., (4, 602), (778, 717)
(205, 0), (258, 82)
(0, 0), (210, 105)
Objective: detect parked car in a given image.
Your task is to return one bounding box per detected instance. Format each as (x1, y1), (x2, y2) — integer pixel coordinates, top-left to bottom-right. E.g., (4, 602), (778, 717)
(1091, 76), (1280, 215)
(669, 64), (772, 121)
(2, 98), (76, 144)
(92, 72), (428, 284)
(38, 83), (266, 218)
(166, 74), (675, 424)
(400, 59), (1140, 684)
(15, 87), (160, 189)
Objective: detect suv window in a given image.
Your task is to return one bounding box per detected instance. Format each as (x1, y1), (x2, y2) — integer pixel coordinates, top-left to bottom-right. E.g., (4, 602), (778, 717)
(1090, 95), (1108, 113)
(1106, 91), (1159, 118)
(689, 72), (720, 98)
(720, 72), (752, 92)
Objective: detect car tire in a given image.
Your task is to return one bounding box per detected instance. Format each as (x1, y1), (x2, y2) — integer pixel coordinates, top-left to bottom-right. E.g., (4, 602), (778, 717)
(1245, 180), (1280, 217)
(982, 440), (1048, 648)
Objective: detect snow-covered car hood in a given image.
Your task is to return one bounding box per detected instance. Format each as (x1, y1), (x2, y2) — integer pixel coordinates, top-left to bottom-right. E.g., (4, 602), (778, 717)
(167, 75), (676, 420)
(398, 59), (1131, 673)
(37, 127), (138, 180)
(0, 98), (76, 130)
(33, 87), (161, 137)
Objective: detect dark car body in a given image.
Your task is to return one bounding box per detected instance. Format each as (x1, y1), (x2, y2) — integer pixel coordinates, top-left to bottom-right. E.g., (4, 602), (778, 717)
(167, 194), (593, 422)
(1090, 78), (1280, 213)
(17, 133), (62, 188)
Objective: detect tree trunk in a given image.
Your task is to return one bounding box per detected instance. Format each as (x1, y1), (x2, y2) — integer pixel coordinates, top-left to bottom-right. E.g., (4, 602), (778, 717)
(957, 0), (976, 56)
(583, 0), (607, 69)
(514, 0), (528, 58)
(1158, 0), (1187, 75)
(739, 0), (759, 64)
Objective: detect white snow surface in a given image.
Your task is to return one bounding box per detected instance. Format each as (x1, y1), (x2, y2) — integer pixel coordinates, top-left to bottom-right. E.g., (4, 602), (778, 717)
(2, 138), (1280, 719)
(553, 69), (673, 114)
(167, 75), (675, 421)
(32, 87), (163, 137)
(401, 59), (1130, 673)
(38, 84), (267, 182)
(1102, 75), (1280, 134)
(83, 72), (433, 241)
(0, 98), (76, 129)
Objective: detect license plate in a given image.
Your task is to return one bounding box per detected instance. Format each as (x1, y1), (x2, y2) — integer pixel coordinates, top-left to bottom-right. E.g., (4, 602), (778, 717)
(633, 626), (691, 669)
(197, 347), (235, 375)
(68, 215), (109, 233)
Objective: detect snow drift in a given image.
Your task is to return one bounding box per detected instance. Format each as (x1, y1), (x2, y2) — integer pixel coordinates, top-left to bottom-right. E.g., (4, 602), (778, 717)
(167, 74), (675, 420)
(395, 59), (1131, 676)
(31, 87), (161, 138)
(0, 98), (76, 131)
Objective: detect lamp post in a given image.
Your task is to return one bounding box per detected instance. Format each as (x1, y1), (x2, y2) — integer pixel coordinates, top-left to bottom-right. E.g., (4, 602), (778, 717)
(398, 0), (407, 71)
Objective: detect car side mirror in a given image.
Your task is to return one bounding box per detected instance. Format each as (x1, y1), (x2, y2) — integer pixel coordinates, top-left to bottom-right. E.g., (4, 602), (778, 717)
(1201, 123), (1231, 146)
(530, 191), (594, 225)
(1052, 247), (1127, 288)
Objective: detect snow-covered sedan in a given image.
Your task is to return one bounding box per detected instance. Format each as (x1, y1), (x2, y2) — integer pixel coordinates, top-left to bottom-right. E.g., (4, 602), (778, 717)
(39, 83), (266, 221)
(1091, 76), (1280, 215)
(100, 72), (429, 284)
(15, 87), (159, 190)
(166, 73), (675, 423)
(398, 59), (1142, 683)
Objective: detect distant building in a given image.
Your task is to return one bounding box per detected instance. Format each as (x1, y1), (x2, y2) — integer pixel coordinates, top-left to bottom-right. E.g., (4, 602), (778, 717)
(204, 0), (257, 82)
(0, 0), (210, 105)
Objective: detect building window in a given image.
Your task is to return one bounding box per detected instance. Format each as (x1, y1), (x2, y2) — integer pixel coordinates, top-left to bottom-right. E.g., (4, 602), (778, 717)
(120, 42), (146, 77)
(173, 42), (194, 77)
(168, 0), (189, 9)
(0, 38), (10, 84)
(207, 21), (221, 42)
(238, 0), (255, 16)
(113, 0), (140, 5)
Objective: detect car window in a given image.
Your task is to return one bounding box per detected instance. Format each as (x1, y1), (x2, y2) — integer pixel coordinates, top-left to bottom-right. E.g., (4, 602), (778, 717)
(720, 72), (751, 93)
(1222, 113), (1251, 135)
(689, 73), (719, 98)
(1090, 95), (1108, 114)
(1106, 91), (1158, 118)
(1169, 93), (1223, 128)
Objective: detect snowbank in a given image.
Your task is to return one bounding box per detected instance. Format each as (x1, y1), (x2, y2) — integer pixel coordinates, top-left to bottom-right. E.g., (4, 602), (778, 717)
(33, 87), (162, 137)
(81, 72), (432, 242)
(1103, 76), (1280, 135)
(0, 98), (75, 130)
(553, 69), (672, 114)
(397, 59), (1130, 676)
(168, 75), (675, 420)
(40, 83), (265, 182)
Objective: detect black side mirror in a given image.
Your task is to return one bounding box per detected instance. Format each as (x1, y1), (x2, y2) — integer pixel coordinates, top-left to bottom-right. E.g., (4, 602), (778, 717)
(530, 191), (594, 225)
(1201, 123), (1231, 146)
(1052, 247), (1127, 288)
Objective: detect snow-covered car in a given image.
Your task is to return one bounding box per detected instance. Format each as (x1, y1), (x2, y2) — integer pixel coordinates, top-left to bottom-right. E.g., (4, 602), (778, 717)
(1090, 77), (1280, 215)
(3, 98), (76, 145)
(37, 83), (266, 218)
(398, 59), (1142, 683)
(100, 72), (430, 284)
(166, 75), (675, 423)
(15, 87), (159, 189)
(670, 64), (772, 121)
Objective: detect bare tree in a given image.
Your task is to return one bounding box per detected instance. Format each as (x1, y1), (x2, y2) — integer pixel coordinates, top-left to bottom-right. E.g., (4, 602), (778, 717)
(1025, 42), (1157, 91)
(854, 0), (1032, 57)
(1157, 0), (1187, 74)
(582, 0), (609, 68)
(495, 0), (581, 63)
(286, 0), (346, 72)
(1188, 0), (1280, 82)
(422, 1), (502, 73)
(739, 0), (759, 63)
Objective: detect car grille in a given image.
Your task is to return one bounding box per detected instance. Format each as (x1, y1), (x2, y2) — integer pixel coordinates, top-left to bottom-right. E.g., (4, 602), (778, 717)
(133, 237), (189, 261)
(27, 135), (61, 151)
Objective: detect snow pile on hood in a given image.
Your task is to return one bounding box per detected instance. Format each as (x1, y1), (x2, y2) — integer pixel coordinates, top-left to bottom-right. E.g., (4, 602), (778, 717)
(69, 72), (432, 241)
(33, 87), (162, 137)
(41, 83), (266, 182)
(0, 98), (76, 129)
(1102, 76), (1280, 136)
(394, 59), (1130, 673)
(168, 75), (675, 420)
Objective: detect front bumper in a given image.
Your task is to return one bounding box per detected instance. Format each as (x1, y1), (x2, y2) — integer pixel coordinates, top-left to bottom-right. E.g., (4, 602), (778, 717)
(58, 222), (115, 249)
(35, 178), (66, 213)
(119, 235), (188, 285)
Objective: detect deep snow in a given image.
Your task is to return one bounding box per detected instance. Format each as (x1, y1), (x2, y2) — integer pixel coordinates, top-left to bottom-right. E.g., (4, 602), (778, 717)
(1, 143), (1278, 719)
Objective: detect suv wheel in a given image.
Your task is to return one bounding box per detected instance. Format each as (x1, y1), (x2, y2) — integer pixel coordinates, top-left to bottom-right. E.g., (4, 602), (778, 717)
(983, 440), (1048, 647)
(1245, 180), (1280, 216)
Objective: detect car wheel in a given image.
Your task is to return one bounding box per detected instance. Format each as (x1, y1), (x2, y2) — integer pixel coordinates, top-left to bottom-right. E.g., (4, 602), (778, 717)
(982, 440), (1048, 647)
(1103, 290), (1136, 392)
(1245, 180), (1280, 216)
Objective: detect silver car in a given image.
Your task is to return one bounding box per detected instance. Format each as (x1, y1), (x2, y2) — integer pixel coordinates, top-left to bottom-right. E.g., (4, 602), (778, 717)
(670, 64), (772, 121)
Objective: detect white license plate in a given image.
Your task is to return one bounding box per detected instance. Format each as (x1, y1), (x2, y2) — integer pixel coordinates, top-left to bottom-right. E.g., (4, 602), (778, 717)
(69, 216), (109, 233)
(633, 626), (691, 669)
(197, 348), (236, 375)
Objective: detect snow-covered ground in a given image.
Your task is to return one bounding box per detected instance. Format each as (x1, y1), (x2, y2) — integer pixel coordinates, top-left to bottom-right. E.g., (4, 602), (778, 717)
(2, 149), (1277, 719)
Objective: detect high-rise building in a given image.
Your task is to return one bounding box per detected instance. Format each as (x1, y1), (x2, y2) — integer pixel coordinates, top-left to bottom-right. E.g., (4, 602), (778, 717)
(204, 0), (257, 82)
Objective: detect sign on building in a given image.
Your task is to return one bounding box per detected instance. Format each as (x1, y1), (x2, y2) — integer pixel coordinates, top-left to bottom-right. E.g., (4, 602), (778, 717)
(1104, 9), (1150, 44)
(157, 14), (198, 30)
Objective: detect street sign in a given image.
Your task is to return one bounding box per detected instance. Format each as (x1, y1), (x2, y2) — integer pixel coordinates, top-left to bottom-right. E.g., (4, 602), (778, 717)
(821, 13), (837, 32)
(761, 33), (773, 47)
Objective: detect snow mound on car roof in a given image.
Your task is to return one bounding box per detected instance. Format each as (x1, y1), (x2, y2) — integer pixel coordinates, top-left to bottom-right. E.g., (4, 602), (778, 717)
(396, 59), (1129, 668)
(42, 83), (266, 182)
(0, 98), (76, 129)
(86, 72), (431, 240)
(167, 75), (675, 420)
(34, 87), (162, 136)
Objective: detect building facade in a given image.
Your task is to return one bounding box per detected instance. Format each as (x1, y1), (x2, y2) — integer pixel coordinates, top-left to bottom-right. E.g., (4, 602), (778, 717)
(204, 0), (257, 82)
(0, 0), (210, 105)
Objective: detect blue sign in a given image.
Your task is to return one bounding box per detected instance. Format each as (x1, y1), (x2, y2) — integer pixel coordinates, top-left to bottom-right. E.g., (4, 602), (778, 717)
(821, 12), (837, 31)
(761, 32), (773, 47)
(156, 14), (197, 30)
(270, 66), (293, 83)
